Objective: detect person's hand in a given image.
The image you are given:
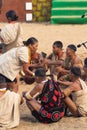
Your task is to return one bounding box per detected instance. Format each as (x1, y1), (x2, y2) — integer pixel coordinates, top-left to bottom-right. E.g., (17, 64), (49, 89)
(44, 59), (49, 64)
(56, 66), (63, 72)
(57, 80), (63, 84)
(22, 91), (33, 101)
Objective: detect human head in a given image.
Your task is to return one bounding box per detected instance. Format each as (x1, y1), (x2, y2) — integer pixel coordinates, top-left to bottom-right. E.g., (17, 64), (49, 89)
(52, 41), (63, 55)
(70, 66), (81, 80)
(83, 58), (87, 76)
(6, 10), (18, 22)
(84, 58), (87, 67)
(24, 37), (38, 55)
(66, 44), (77, 57)
(35, 68), (46, 83)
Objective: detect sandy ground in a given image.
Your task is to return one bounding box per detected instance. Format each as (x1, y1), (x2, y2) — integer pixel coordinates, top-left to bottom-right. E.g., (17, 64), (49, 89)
(0, 22), (87, 130)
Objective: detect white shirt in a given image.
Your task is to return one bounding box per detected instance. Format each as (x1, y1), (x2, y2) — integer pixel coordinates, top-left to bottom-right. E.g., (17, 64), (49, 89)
(0, 22), (23, 52)
(0, 46), (29, 81)
(0, 90), (21, 128)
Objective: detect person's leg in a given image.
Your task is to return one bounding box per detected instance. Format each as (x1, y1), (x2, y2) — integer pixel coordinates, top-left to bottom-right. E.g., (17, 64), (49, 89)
(26, 99), (41, 112)
(26, 99), (47, 123)
(64, 96), (79, 116)
(26, 100), (34, 111)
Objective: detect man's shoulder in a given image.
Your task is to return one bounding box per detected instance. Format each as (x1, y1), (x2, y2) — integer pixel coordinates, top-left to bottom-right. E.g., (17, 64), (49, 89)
(75, 55), (82, 61)
(59, 51), (66, 60)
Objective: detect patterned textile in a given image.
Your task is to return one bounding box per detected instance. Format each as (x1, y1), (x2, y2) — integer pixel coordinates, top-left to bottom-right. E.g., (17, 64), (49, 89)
(32, 79), (65, 123)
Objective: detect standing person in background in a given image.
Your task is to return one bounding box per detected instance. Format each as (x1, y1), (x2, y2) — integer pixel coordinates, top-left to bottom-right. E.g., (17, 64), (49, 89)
(0, 10), (23, 52)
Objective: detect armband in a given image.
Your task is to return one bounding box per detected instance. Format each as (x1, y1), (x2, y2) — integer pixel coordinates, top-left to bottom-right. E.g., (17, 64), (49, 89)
(25, 92), (33, 100)
(32, 72), (35, 77)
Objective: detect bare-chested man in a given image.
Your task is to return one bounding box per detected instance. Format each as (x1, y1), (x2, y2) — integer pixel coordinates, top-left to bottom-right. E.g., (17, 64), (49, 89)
(45, 41), (66, 79)
(81, 57), (87, 84)
(56, 44), (83, 78)
(58, 67), (87, 117)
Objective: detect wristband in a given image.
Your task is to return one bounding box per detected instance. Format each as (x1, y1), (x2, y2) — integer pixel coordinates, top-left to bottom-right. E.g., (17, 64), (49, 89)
(32, 72), (35, 77)
(25, 92), (33, 100)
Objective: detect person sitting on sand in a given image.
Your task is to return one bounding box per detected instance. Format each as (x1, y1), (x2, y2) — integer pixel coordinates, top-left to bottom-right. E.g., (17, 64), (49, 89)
(0, 77), (23, 129)
(23, 68), (65, 123)
(22, 51), (47, 85)
(45, 41), (66, 79)
(81, 57), (87, 84)
(56, 44), (83, 79)
(60, 67), (87, 117)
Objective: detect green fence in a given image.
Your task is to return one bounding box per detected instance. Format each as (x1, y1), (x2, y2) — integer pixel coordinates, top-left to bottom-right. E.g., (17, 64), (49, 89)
(51, 0), (87, 24)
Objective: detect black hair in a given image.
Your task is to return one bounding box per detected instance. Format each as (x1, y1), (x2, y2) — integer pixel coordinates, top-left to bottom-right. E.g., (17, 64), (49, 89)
(35, 68), (46, 77)
(84, 58), (87, 67)
(71, 67), (81, 77)
(6, 10), (18, 21)
(53, 41), (63, 49)
(67, 44), (77, 52)
(23, 37), (38, 46)
(0, 75), (7, 89)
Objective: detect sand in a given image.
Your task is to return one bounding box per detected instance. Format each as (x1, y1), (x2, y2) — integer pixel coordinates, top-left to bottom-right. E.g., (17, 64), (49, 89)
(0, 22), (87, 130)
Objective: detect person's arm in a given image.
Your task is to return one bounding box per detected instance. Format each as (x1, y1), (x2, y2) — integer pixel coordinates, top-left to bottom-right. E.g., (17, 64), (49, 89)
(59, 74), (70, 81)
(64, 96), (78, 116)
(44, 58), (64, 66)
(23, 83), (42, 100)
(73, 57), (83, 69)
(29, 62), (46, 69)
(0, 36), (4, 42)
(47, 52), (66, 66)
(56, 66), (70, 74)
(22, 63), (34, 76)
(63, 82), (81, 116)
(23, 61), (47, 76)
(57, 80), (73, 86)
(30, 84), (42, 97)
(62, 84), (74, 97)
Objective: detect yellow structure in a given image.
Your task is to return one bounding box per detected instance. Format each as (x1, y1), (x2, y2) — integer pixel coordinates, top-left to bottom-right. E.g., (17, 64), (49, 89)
(32, 0), (52, 22)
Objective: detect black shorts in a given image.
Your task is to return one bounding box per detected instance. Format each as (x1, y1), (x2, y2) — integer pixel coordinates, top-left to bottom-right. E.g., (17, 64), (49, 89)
(0, 74), (17, 83)
(32, 110), (53, 123)
(32, 107), (65, 123)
